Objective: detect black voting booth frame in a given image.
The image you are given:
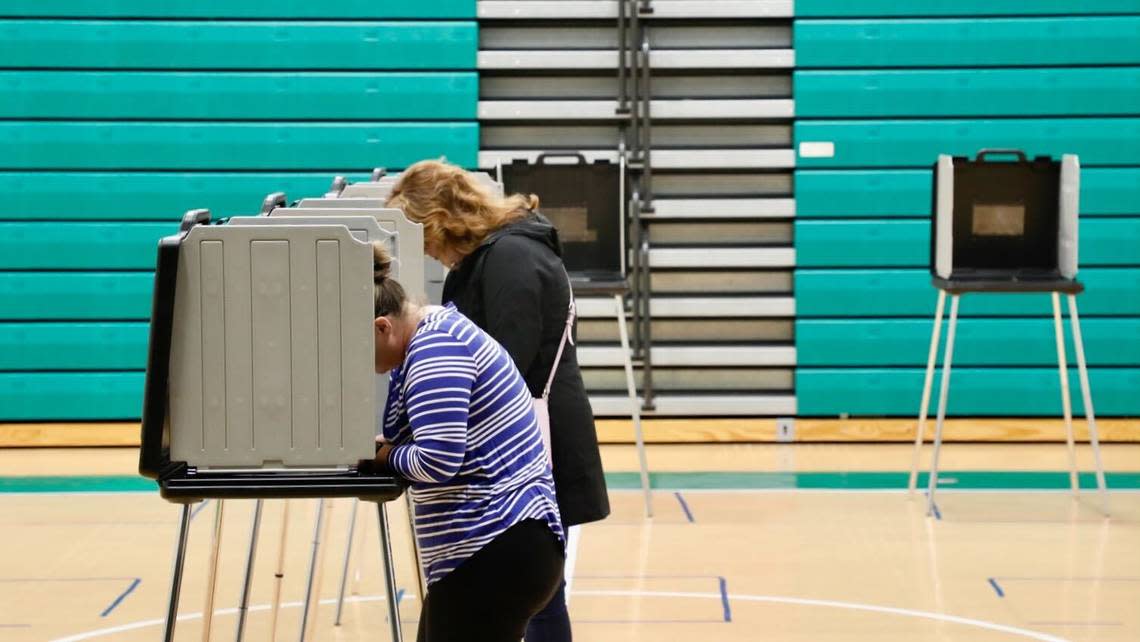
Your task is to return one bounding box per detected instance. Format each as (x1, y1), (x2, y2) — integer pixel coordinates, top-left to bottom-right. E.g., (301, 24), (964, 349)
(907, 151), (1109, 518)
(139, 210), (407, 642)
(498, 153), (654, 518)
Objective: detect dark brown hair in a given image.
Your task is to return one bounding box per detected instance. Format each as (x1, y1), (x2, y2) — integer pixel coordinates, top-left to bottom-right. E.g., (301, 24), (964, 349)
(372, 242), (407, 317)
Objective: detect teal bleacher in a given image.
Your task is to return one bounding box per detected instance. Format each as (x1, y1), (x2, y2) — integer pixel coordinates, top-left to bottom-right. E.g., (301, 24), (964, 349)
(0, 3), (478, 421)
(793, 1), (1140, 417)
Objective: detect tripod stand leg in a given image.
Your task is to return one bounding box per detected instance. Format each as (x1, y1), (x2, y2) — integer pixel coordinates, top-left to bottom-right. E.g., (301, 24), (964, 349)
(926, 294), (959, 517)
(334, 499), (359, 626)
(298, 499), (327, 642)
(377, 503), (404, 642)
(910, 289), (946, 494)
(235, 499), (263, 642)
(404, 493), (427, 606)
(1052, 292), (1079, 495)
(201, 500), (226, 642)
(616, 293), (652, 518)
(163, 503), (193, 642)
(269, 499), (291, 641)
(1068, 294), (1110, 516)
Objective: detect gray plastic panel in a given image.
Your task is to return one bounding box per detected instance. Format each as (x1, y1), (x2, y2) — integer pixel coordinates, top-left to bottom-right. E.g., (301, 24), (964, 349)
(1059, 154), (1080, 279)
(269, 207), (427, 301)
(229, 214), (390, 245)
(934, 155), (953, 279)
(168, 224), (375, 469)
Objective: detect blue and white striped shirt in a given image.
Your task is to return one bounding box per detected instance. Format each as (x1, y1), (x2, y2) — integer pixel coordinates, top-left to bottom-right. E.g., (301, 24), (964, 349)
(383, 303), (564, 585)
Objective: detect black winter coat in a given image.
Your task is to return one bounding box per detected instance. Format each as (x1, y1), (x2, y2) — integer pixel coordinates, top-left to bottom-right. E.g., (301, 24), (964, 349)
(442, 213), (610, 527)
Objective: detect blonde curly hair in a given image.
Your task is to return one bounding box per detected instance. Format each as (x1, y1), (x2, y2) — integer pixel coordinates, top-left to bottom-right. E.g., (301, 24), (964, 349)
(386, 159), (538, 261)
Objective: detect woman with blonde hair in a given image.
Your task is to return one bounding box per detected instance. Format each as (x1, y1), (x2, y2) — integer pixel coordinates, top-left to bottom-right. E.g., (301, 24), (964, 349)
(388, 159), (609, 642)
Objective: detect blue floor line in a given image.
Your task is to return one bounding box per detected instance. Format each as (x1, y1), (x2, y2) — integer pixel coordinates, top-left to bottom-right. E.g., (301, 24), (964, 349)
(718, 577), (732, 623)
(987, 577), (1005, 598)
(100, 578), (141, 617)
(674, 492), (695, 523)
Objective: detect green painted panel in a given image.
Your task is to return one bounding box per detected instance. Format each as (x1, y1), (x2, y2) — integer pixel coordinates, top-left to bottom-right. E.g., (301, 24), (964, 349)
(794, 18), (1140, 68)
(795, 169), (1140, 218)
(0, 223), (177, 269)
(794, 119), (1140, 168)
(796, 319), (1140, 366)
(794, 68), (1140, 117)
(795, 219), (1140, 267)
(796, 368), (1140, 416)
(7, 471), (1140, 493)
(0, 372), (144, 420)
(0, 122), (479, 170)
(0, 0), (474, 18)
(0, 323), (148, 370)
(795, 268), (1140, 317)
(795, 0), (1140, 17)
(0, 72), (478, 120)
(0, 273), (154, 320)
(0, 21), (476, 70)
(602, 471), (1140, 491)
(0, 172), (371, 220)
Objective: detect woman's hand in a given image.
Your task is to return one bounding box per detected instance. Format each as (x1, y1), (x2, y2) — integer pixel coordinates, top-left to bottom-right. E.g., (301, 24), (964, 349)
(375, 436), (394, 470)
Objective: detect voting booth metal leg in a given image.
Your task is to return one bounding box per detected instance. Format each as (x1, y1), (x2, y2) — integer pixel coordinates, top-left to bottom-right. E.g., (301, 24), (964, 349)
(616, 293), (653, 518)
(334, 498), (360, 626)
(269, 500), (291, 641)
(201, 500), (226, 642)
(1068, 294), (1110, 515)
(405, 493), (428, 602)
(235, 499), (263, 642)
(910, 289), (947, 494)
(298, 499), (327, 642)
(926, 295), (960, 517)
(163, 503), (193, 642)
(334, 495), (426, 626)
(1052, 293), (1080, 495)
(376, 502), (404, 642)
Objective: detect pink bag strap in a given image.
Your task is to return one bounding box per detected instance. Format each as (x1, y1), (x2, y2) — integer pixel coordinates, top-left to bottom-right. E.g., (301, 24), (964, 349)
(542, 272), (576, 401)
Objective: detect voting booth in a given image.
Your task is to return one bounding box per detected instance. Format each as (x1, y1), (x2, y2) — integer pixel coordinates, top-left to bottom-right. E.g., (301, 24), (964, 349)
(910, 151), (1108, 517)
(140, 200), (427, 641)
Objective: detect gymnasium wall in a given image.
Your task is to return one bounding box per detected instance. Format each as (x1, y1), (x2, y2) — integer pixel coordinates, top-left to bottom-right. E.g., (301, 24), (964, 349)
(0, 2), (479, 420)
(2, 1), (1139, 431)
(792, 1), (1140, 417)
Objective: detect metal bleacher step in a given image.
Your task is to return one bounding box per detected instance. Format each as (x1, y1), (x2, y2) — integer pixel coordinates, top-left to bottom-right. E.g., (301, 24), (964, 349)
(645, 197), (796, 220)
(577, 344), (795, 367)
(478, 1), (793, 20)
(478, 98), (794, 120)
(576, 296), (795, 318)
(477, 49), (795, 70)
(479, 148), (795, 169)
(588, 392), (797, 417)
(647, 246), (795, 268)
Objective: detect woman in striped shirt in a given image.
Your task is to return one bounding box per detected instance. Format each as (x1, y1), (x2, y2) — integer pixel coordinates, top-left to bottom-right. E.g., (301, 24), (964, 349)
(370, 243), (565, 642)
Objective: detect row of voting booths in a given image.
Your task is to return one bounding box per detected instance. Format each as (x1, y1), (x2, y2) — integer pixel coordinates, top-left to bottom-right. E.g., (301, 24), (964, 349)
(139, 161), (651, 641)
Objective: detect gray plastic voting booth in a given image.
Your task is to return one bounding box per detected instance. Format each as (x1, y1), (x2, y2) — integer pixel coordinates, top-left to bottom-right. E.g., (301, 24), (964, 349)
(140, 204), (427, 642)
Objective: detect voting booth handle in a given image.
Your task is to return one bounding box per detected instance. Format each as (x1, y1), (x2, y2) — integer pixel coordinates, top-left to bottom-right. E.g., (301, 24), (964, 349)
(975, 149), (1028, 162)
(536, 151), (588, 165)
(179, 208), (211, 233)
(261, 192), (287, 215)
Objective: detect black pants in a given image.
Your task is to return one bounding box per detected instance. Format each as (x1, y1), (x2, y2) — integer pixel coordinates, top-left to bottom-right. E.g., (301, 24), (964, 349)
(524, 578), (572, 642)
(416, 519), (565, 642)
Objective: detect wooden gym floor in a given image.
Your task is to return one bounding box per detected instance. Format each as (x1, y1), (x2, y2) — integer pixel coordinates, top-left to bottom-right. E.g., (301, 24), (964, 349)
(1, 442), (1138, 642)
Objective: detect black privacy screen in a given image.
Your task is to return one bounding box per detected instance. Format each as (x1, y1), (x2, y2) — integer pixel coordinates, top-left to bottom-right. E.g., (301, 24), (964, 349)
(501, 155), (623, 281)
(951, 153), (1060, 276)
